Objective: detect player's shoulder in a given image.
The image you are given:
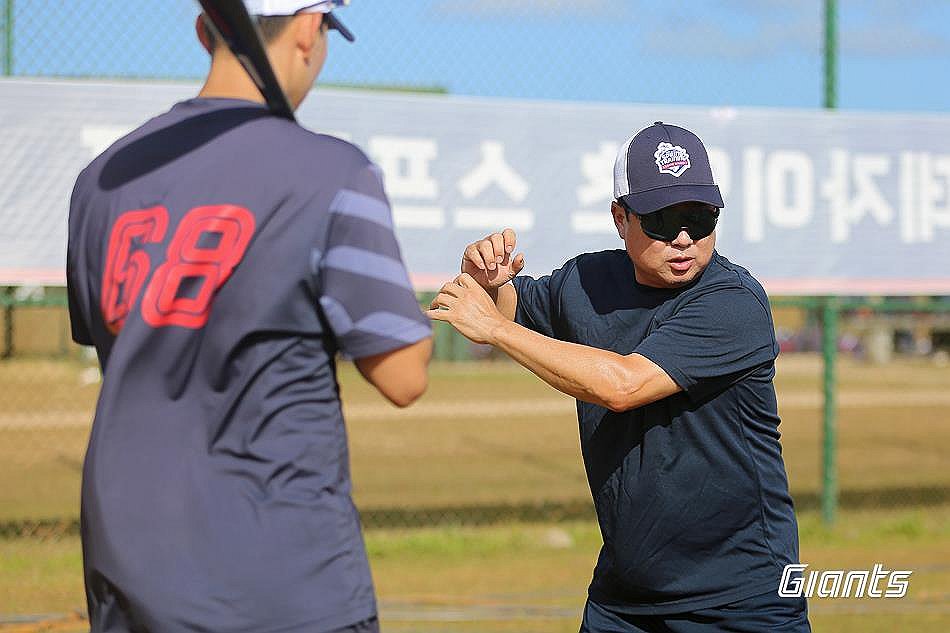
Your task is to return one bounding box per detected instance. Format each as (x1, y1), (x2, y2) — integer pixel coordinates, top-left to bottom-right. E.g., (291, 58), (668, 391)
(90, 100), (372, 176)
(262, 118), (372, 169)
(259, 120), (383, 197)
(570, 249), (632, 282)
(74, 101), (212, 187)
(71, 113), (165, 197)
(574, 249), (629, 269)
(688, 252), (771, 312)
(534, 250), (629, 301)
(705, 252), (767, 292)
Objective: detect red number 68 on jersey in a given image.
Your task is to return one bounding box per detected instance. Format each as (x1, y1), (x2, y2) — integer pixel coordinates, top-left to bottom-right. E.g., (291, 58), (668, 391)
(101, 205), (256, 334)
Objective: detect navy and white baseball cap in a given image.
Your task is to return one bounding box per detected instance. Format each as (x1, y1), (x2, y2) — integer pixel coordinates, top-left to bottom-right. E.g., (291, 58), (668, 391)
(613, 122), (723, 215)
(243, 0), (354, 42)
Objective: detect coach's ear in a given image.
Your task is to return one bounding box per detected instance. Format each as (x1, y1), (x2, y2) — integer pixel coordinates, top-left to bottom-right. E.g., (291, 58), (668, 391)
(611, 201), (626, 240)
(196, 15), (214, 54)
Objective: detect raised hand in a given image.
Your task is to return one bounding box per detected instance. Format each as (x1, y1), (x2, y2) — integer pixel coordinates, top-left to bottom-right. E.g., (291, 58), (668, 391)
(460, 228), (525, 290)
(426, 274), (507, 345)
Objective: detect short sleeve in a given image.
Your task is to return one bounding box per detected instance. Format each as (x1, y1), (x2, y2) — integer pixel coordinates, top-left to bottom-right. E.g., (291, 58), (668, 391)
(66, 178), (94, 346)
(513, 274), (555, 338)
(67, 278), (94, 346)
(315, 162), (431, 359)
(634, 286), (777, 402)
(513, 259), (578, 339)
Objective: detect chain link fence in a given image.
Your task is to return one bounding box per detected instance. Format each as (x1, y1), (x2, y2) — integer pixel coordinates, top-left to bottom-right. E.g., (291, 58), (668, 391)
(0, 0), (943, 109)
(3, 293), (949, 538)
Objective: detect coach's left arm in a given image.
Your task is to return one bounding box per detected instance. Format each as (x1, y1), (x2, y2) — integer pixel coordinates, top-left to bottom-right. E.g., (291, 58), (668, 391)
(427, 274), (680, 412)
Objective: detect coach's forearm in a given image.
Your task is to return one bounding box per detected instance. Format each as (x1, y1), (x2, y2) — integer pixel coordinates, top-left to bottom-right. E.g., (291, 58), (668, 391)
(488, 283), (518, 321)
(489, 318), (644, 412)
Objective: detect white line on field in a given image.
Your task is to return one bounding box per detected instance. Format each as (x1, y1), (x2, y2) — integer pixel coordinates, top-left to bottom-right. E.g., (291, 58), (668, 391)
(4, 389), (950, 430)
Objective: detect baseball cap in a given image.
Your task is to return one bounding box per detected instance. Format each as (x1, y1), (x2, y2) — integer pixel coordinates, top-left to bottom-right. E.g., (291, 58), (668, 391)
(613, 122), (723, 216)
(242, 0), (355, 42)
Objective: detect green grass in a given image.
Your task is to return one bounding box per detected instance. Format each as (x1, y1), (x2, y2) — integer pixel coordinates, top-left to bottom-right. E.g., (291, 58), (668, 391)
(0, 539), (84, 617)
(3, 508), (950, 631)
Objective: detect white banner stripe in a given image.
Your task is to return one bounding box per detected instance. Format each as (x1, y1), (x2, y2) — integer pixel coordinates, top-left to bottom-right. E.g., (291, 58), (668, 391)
(393, 205), (446, 229)
(571, 211), (615, 234)
(454, 208), (534, 230)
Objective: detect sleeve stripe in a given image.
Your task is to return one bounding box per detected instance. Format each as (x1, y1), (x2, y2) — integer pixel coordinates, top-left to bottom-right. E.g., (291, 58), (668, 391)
(353, 312), (432, 344)
(329, 189), (392, 229)
(322, 245), (413, 290)
(319, 295), (355, 335)
(318, 296), (430, 343)
(319, 214), (403, 259)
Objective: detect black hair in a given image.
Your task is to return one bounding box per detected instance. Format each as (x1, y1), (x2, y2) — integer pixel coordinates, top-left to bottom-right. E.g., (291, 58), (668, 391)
(616, 199), (636, 217)
(201, 14), (296, 49)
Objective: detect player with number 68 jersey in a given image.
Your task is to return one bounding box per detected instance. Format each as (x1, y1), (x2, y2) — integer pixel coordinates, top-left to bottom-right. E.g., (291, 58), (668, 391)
(66, 2), (432, 632)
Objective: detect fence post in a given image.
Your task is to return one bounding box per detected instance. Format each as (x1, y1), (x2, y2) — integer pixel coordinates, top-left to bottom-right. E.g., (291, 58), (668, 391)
(821, 0), (839, 524)
(823, 0), (837, 110)
(821, 297), (839, 524)
(449, 328), (468, 361)
(3, 0), (12, 76)
(2, 287), (13, 358)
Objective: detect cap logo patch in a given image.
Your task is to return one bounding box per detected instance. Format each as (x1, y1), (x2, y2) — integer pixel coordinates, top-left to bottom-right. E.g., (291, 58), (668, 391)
(654, 142), (691, 177)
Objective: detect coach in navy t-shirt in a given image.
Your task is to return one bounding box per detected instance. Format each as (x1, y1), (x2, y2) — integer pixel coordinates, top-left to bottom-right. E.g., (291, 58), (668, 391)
(429, 123), (810, 632)
(68, 3), (431, 632)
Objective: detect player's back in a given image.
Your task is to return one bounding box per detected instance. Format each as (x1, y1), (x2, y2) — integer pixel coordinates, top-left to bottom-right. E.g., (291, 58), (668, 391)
(67, 98), (428, 632)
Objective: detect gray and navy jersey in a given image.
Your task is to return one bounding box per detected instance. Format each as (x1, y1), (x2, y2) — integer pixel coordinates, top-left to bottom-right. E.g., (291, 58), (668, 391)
(66, 98), (430, 633)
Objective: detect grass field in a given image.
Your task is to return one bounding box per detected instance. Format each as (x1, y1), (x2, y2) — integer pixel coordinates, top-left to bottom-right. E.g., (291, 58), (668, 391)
(2, 355), (949, 630)
(2, 508), (949, 632)
(2, 355), (948, 520)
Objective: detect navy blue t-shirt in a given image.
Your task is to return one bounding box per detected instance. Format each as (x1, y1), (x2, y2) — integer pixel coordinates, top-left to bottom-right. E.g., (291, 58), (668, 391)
(513, 250), (799, 614)
(67, 99), (430, 632)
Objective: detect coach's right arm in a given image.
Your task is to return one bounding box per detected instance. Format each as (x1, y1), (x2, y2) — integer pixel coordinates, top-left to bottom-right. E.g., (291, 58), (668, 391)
(449, 229), (679, 412)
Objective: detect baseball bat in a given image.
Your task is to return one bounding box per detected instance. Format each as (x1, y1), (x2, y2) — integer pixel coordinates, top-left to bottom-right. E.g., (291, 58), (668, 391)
(197, 0), (296, 121)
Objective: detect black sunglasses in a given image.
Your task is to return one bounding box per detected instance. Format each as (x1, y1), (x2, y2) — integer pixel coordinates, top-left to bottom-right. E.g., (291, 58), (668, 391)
(620, 201), (720, 242)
